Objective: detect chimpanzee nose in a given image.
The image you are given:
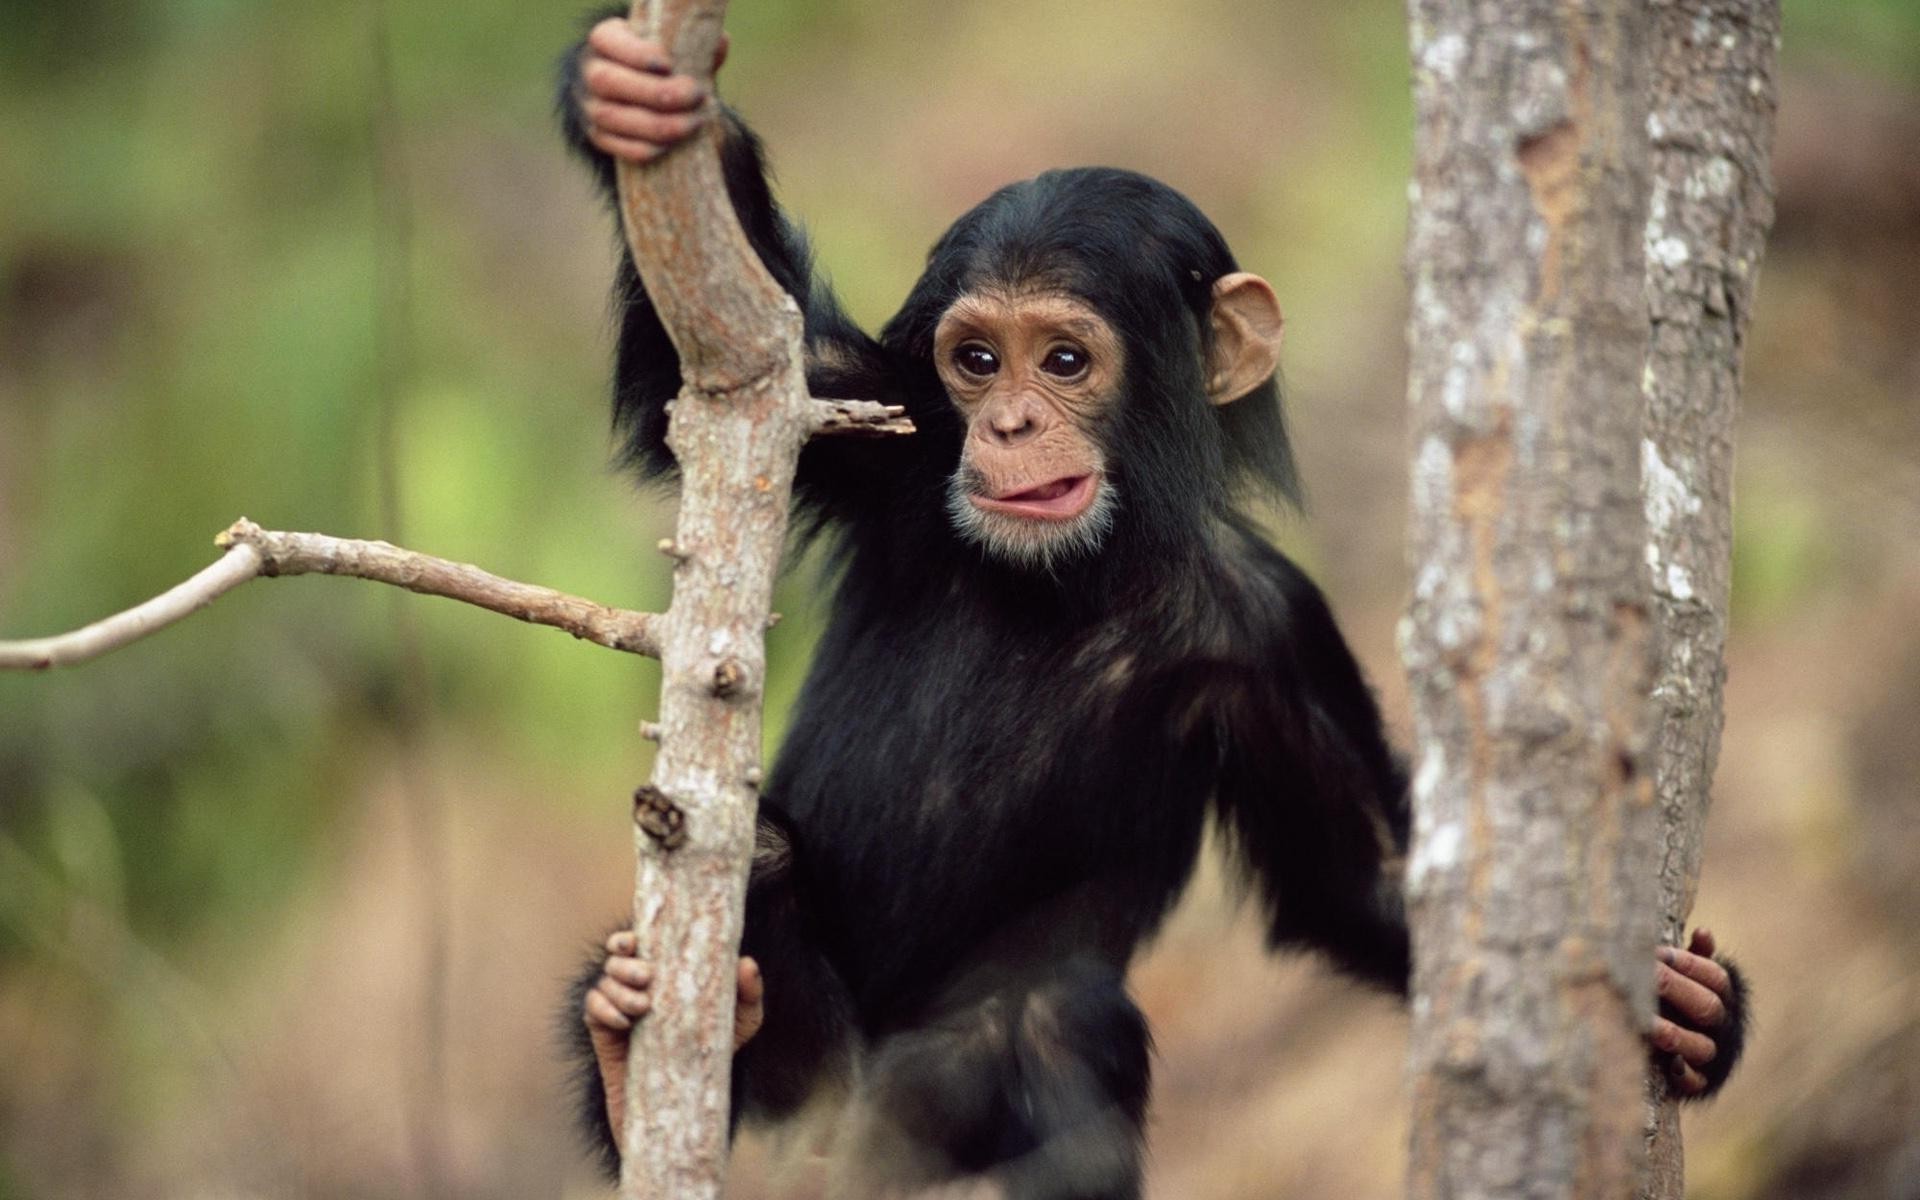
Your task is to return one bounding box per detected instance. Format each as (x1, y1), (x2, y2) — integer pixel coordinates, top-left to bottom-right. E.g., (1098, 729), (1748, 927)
(988, 404), (1040, 446)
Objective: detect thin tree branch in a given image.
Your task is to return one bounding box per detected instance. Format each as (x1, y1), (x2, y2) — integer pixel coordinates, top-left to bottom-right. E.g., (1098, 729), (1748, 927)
(0, 518), (664, 671)
(0, 541), (266, 671)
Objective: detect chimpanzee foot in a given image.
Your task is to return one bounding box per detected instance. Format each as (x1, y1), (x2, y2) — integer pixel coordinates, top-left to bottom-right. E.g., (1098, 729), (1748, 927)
(581, 930), (766, 1135)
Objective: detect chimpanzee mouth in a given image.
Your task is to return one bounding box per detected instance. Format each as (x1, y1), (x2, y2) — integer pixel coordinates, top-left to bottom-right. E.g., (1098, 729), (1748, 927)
(970, 474), (1099, 522)
(946, 470), (1118, 571)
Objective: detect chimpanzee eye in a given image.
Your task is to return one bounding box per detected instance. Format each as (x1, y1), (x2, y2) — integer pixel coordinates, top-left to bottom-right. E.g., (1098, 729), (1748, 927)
(953, 343), (1000, 379)
(1040, 345), (1089, 379)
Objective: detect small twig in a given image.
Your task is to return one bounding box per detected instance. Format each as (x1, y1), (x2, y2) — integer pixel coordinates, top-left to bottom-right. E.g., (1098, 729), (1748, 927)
(0, 518), (663, 671)
(808, 397), (914, 437)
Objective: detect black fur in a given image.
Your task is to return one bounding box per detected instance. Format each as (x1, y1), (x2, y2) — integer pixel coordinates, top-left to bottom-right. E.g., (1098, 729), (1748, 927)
(555, 23), (1740, 1192)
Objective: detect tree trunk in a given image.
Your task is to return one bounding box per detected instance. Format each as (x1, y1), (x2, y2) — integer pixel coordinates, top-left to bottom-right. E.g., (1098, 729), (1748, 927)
(612, 1), (812, 1196)
(1400, 2), (1660, 1196)
(1638, 2), (1779, 1196)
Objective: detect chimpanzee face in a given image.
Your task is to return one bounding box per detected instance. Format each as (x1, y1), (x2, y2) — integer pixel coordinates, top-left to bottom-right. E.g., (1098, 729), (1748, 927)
(933, 274), (1285, 571)
(934, 286), (1125, 571)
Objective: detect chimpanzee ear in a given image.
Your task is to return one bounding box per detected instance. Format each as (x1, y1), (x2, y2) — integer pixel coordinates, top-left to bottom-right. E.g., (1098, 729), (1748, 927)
(1205, 272), (1285, 406)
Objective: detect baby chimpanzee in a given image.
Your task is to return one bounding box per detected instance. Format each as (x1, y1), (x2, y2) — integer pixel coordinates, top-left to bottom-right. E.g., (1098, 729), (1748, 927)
(560, 16), (1747, 1198)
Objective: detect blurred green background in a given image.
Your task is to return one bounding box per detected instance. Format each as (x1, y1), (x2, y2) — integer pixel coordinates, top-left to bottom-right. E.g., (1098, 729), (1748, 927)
(2, 1), (1917, 1197)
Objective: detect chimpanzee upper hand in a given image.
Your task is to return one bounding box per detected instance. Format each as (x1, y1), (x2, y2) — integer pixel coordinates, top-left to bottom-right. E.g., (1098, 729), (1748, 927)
(1649, 927), (1748, 1099)
(575, 18), (731, 163)
(581, 931), (767, 1137)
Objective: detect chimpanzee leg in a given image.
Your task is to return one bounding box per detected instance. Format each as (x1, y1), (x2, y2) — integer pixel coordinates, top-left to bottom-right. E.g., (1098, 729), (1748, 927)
(841, 957), (1151, 1200)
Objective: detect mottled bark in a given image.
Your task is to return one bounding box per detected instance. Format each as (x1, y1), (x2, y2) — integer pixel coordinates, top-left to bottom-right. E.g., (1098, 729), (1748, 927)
(611, 0), (808, 1195)
(1638, 2), (1779, 1195)
(1400, 2), (1660, 1197)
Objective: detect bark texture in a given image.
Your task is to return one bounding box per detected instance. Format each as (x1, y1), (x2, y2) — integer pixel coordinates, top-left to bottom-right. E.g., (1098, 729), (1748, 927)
(1638, 2), (1779, 1194)
(611, 1), (811, 1196)
(1400, 3), (1660, 1197)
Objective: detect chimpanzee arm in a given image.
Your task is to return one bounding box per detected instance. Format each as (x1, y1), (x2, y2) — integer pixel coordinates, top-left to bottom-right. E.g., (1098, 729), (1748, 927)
(556, 15), (907, 526)
(1217, 551), (1750, 1097)
(1211, 551), (1413, 995)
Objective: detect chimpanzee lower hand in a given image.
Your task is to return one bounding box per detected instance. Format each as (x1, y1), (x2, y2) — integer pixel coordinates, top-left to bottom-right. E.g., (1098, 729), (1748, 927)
(575, 17), (731, 163)
(1649, 927), (1748, 1099)
(582, 930), (766, 1136)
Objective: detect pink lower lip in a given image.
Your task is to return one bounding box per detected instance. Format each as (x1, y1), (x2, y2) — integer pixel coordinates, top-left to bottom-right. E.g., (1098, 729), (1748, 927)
(971, 474), (1097, 521)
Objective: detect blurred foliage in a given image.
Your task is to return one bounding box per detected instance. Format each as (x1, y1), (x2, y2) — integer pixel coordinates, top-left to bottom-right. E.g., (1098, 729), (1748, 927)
(1, 0), (1917, 1196)
(3, 0), (629, 950)
(1783, 0), (1920, 81)
(1731, 462), (1831, 629)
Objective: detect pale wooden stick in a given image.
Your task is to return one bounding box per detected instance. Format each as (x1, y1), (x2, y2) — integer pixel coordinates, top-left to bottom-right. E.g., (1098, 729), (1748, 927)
(0, 518), (663, 671)
(0, 541), (267, 670)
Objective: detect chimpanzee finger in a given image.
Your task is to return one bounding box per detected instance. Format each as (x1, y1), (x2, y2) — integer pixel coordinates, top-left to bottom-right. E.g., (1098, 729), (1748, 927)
(606, 956), (652, 989)
(1651, 1015), (1717, 1066)
(588, 129), (669, 165)
(734, 958), (765, 1048)
(585, 101), (705, 146)
(587, 18), (673, 74)
(1688, 927), (1717, 960)
(1675, 946), (1733, 999)
(595, 976), (653, 1019)
(1656, 961), (1728, 1030)
(584, 986), (634, 1033)
(604, 930), (638, 956)
(1665, 1052), (1711, 1097)
(1659, 945), (1734, 1008)
(581, 59), (705, 111)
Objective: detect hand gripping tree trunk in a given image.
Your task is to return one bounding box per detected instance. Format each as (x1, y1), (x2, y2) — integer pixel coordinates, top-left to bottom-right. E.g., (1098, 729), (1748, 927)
(1400, 3), (1661, 1197)
(1638, 3), (1778, 1197)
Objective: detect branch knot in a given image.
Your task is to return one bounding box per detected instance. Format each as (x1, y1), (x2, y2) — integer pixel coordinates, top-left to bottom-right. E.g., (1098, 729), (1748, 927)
(632, 785), (688, 850)
(711, 656), (749, 699)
